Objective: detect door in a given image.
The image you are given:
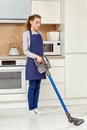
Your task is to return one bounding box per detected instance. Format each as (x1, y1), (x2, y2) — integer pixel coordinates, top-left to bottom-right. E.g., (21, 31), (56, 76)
(65, 0), (87, 53)
(65, 54), (87, 98)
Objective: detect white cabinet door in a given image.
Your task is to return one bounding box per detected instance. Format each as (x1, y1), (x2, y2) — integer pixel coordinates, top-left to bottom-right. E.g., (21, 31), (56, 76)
(40, 59), (64, 99)
(40, 82), (64, 99)
(49, 59), (64, 82)
(65, 54), (87, 98)
(32, 1), (60, 24)
(65, 0), (87, 53)
(43, 1), (60, 24)
(31, 1), (44, 19)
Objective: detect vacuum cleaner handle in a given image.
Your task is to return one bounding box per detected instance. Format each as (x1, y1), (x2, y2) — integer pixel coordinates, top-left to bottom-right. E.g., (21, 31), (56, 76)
(34, 55), (51, 74)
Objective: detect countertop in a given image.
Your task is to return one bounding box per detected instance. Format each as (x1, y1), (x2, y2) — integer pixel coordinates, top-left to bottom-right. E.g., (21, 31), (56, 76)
(0, 55), (65, 60)
(0, 56), (26, 60)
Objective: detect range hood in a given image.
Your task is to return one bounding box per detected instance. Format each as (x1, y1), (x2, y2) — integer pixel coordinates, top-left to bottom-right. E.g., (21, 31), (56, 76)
(0, 0), (31, 23)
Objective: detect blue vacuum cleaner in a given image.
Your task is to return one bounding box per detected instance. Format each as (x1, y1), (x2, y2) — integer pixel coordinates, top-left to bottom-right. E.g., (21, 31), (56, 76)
(34, 56), (84, 126)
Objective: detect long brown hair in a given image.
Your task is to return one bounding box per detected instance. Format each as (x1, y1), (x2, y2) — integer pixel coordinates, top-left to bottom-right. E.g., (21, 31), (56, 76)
(25, 14), (41, 30)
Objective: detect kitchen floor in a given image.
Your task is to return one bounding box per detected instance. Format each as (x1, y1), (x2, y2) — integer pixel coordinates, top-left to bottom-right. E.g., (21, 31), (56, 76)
(0, 105), (87, 130)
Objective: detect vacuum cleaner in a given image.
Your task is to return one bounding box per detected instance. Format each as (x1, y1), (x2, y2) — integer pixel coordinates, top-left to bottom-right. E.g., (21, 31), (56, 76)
(34, 56), (84, 126)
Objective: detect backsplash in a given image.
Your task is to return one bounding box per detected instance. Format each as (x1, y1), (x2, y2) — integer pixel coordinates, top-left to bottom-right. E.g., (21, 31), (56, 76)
(0, 23), (59, 56)
(0, 23), (25, 56)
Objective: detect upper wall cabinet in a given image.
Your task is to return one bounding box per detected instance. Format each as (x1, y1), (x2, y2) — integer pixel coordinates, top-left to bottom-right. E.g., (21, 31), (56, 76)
(65, 0), (87, 53)
(31, 0), (60, 24)
(0, 0), (31, 23)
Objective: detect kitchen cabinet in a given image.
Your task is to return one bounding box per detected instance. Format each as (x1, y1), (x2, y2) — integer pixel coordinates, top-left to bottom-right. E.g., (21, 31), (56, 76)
(31, 0), (60, 24)
(0, 0), (31, 23)
(65, 0), (87, 53)
(40, 58), (64, 100)
(65, 54), (87, 98)
(31, 0), (61, 42)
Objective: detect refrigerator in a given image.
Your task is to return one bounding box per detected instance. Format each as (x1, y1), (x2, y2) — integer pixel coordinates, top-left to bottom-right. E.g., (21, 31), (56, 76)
(64, 0), (87, 98)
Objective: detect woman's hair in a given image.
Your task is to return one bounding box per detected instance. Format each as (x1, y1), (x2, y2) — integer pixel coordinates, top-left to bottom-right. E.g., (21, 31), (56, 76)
(25, 14), (41, 30)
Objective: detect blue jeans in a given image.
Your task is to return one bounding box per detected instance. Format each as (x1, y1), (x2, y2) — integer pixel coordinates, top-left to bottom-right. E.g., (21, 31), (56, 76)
(28, 80), (41, 110)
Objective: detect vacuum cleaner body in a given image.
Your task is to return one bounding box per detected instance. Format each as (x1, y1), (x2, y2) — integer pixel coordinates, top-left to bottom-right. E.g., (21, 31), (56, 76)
(34, 56), (84, 126)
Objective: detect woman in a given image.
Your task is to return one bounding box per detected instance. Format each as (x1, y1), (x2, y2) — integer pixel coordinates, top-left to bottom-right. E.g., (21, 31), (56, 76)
(23, 14), (46, 116)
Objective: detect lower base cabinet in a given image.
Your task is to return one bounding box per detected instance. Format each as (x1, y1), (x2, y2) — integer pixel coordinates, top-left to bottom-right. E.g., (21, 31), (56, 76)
(40, 58), (65, 100)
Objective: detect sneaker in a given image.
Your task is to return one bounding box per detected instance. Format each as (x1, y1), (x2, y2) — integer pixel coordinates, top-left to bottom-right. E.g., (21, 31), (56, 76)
(29, 110), (36, 116)
(34, 109), (42, 115)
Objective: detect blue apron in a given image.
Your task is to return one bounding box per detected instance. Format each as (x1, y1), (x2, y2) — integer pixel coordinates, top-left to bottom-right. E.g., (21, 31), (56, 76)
(26, 30), (46, 80)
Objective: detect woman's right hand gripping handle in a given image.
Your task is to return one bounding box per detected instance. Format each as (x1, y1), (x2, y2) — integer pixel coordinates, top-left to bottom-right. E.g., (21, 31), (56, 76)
(35, 55), (43, 64)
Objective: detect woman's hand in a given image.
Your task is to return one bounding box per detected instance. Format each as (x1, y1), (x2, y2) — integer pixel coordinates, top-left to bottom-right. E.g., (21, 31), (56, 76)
(35, 55), (43, 64)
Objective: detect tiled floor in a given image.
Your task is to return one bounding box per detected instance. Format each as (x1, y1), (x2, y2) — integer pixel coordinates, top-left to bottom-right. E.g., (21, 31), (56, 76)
(0, 105), (87, 130)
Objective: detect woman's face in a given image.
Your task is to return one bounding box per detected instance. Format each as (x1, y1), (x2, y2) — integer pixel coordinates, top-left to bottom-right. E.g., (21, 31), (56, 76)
(30, 18), (41, 31)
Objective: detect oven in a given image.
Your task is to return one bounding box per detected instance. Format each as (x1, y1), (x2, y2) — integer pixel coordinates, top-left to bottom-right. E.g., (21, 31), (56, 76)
(0, 59), (26, 94)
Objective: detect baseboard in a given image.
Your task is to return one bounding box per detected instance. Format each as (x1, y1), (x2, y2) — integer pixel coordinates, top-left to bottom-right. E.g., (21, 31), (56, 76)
(0, 98), (87, 109)
(39, 98), (87, 107)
